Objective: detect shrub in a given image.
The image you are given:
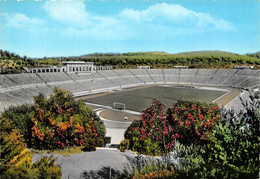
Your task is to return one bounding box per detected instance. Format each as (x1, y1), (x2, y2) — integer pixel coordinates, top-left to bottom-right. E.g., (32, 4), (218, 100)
(104, 136), (111, 145)
(166, 100), (221, 146)
(2, 104), (34, 147)
(120, 99), (221, 155)
(0, 117), (26, 165)
(143, 138), (161, 156)
(0, 116), (62, 179)
(32, 156), (62, 179)
(171, 90), (260, 178)
(202, 90), (260, 178)
(120, 139), (130, 152)
(29, 87), (105, 150)
(83, 138), (96, 151)
(122, 156), (175, 179)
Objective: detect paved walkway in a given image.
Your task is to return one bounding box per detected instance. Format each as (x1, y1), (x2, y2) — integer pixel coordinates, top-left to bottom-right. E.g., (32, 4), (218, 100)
(97, 109), (133, 145)
(224, 90), (250, 112)
(32, 148), (138, 179)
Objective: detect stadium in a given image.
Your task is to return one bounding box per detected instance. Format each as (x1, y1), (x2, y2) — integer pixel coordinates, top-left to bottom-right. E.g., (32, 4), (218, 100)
(1, 0), (260, 178)
(1, 68), (259, 144)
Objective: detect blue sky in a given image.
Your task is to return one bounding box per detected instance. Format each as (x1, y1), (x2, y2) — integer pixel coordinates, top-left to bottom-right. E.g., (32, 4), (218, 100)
(1, 0), (259, 58)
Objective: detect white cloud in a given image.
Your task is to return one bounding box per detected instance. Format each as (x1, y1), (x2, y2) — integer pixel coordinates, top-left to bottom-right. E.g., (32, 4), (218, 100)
(120, 3), (235, 31)
(43, 0), (90, 27)
(62, 19), (130, 40)
(195, 12), (235, 31)
(6, 13), (43, 28)
(120, 9), (142, 22)
(42, 1), (235, 39)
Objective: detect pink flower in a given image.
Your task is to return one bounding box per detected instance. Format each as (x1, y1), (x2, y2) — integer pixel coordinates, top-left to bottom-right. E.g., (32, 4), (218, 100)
(195, 130), (201, 136)
(164, 123), (168, 135)
(200, 135), (206, 140)
(73, 147), (76, 149)
(188, 113), (195, 121)
(192, 105), (197, 110)
(185, 120), (191, 126)
(199, 114), (205, 120)
(168, 126), (173, 132)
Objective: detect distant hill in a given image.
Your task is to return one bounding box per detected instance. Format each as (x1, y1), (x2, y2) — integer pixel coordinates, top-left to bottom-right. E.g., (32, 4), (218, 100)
(1, 50), (260, 74)
(79, 50), (260, 69)
(246, 52), (260, 59)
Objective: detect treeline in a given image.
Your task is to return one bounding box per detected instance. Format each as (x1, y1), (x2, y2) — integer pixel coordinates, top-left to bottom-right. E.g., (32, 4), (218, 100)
(41, 50), (260, 69)
(0, 50), (60, 74)
(80, 51), (260, 69)
(246, 52), (260, 59)
(1, 50), (260, 74)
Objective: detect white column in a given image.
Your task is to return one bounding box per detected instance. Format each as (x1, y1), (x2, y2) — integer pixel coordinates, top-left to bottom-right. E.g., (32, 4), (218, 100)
(67, 64), (69, 72)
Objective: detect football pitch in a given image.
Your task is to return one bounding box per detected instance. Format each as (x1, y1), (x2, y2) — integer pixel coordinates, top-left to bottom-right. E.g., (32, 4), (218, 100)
(85, 85), (227, 112)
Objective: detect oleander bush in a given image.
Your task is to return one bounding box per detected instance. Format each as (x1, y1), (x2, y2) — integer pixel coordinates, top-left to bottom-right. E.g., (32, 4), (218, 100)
(120, 99), (221, 155)
(166, 100), (221, 146)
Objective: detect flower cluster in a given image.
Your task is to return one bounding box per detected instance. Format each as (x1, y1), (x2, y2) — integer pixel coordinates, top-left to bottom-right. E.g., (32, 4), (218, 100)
(120, 99), (222, 155)
(169, 100), (221, 145)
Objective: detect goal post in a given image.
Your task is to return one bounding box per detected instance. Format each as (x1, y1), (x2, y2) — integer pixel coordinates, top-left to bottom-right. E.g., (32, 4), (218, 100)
(113, 102), (126, 110)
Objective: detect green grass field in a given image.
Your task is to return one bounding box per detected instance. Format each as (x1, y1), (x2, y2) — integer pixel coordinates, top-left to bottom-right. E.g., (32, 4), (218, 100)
(85, 86), (226, 112)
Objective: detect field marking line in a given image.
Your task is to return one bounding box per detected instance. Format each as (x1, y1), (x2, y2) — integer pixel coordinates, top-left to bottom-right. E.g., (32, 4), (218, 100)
(212, 90), (230, 103)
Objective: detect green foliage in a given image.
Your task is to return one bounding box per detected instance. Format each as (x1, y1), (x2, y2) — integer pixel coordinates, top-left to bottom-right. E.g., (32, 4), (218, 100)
(122, 156), (175, 179)
(31, 156), (62, 179)
(0, 50), (61, 74)
(83, 138), (97, 151)
(0, 116), (62, 179)
(247, 51), (260, 59)
(143, 138), (162, 156)
(2, 104), (34, 147)
(119, 139), (130, 152)
(1, 49), (260, 74)
(81, 51), (260, 69)
(171, 90), (260, 178)
(202, 90), (259, 178)
(1, 156), (62, 179)
(0, 117), (26, 165)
